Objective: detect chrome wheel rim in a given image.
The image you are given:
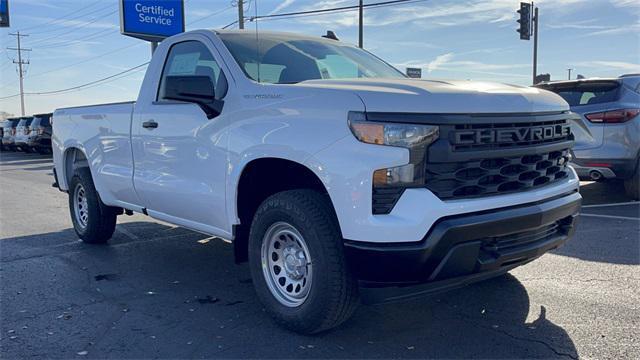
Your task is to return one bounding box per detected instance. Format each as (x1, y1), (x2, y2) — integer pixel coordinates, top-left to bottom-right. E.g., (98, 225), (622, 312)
(73, 183), (89, 228)
(261, 222), (312, 307)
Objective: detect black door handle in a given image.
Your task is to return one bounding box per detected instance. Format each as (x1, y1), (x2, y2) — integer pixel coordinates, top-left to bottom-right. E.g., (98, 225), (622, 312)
(142, 120), (158, 129)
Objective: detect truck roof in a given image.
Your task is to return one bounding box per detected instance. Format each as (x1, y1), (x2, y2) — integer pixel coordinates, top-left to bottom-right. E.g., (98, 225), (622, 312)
(212, 29), (349, 45)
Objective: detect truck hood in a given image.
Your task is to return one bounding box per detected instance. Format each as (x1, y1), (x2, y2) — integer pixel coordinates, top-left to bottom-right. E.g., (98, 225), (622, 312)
(295, 78), (569, 114)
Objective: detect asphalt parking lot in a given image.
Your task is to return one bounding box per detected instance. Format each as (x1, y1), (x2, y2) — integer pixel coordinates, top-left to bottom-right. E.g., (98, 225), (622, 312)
(0, 151), (638, 359)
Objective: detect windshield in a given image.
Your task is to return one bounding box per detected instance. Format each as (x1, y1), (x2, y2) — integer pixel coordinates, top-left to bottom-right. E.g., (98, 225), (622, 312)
(219, 32), (405, 84)
(540, 81), (620, 106)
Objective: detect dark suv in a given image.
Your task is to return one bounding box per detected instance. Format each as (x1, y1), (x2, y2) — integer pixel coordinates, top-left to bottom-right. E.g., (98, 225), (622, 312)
(536, 74), (640, 199)
(27, 113), (53, 154)
(1, 118), (21, 151)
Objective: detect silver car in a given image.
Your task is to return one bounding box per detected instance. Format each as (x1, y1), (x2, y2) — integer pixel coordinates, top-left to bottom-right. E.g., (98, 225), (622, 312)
(537, 74), (640, 199)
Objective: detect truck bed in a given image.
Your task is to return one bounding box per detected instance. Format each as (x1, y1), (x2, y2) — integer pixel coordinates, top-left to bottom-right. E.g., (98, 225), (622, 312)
(52, 101), (137, 208)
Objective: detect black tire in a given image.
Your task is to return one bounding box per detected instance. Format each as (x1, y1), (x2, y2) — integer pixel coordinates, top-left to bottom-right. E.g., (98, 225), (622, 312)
(624, 158), (639, 200)
(248, 190), (359, 334)
(68, 167), (118, 244)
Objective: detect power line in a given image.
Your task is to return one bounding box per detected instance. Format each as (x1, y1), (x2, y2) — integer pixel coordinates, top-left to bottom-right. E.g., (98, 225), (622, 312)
(27, 3), (116, 35)
(35, 28), (118, 50)
(3, 0), (422, 101)
(248, 0), (426, 21)
(222, 0), (426, 28)
(0, 5), (234, 92)
(26, 43), (144, 79)
(17, 1), (104, 32)
(187, 6), (234, 27)
(0, 62), (149, 100)
(29, 10), (119, 46)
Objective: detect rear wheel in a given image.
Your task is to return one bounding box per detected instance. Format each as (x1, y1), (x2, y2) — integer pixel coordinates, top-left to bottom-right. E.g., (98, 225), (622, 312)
(248, 190), (359, 334)
(68, 167), (118, 244)
(624, 158), (639, 200)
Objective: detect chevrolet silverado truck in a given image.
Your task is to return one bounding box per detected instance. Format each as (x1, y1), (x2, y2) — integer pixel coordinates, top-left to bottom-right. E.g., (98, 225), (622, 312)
(52, 30), (581, 334)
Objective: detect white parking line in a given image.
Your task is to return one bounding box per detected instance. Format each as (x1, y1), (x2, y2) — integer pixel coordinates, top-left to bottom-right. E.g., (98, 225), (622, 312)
(580, 213), (640, 221)
(582, 201), (640, 208)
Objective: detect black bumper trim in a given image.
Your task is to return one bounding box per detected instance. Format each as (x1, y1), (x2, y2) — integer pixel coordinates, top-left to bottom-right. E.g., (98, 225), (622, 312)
(344, 191), (581, 304)
(572, 157), (638, 180)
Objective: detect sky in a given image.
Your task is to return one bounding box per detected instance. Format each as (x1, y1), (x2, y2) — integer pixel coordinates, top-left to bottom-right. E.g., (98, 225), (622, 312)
(0, 0), (639, 116)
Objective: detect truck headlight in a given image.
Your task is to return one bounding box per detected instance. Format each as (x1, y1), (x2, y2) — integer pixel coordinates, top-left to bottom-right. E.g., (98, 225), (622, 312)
(348, 112), (439, 148)
(348, 112), (440, 214)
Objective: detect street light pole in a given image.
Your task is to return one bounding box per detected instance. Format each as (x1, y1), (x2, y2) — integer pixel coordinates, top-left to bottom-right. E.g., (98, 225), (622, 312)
(567, 68), (573, 80)
(358, 0), (363, 48)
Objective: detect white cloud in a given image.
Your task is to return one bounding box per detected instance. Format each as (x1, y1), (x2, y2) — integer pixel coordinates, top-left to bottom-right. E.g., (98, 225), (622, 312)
(572, 61), (640, 71)
(584, 23), (640, 36)
(396, 54), (531, 79)
(289, 0), (592, 29)
(426, 53), (454, 73)
(609, 0), (640, 8)
(269, 0), (297, 15)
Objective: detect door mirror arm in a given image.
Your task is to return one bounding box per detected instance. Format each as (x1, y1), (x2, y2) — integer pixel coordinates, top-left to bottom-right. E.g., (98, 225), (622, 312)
(165, 94), (224, 119)
(163, 75), (223, 119)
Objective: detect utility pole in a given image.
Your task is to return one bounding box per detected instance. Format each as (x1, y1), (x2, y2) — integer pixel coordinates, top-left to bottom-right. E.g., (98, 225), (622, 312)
(358, 0), (363, 48)
(238, 0), (244, 30)
(567, 68), (573, 80)
(7, 31), (31, 116)
(532, 6), (538, 85)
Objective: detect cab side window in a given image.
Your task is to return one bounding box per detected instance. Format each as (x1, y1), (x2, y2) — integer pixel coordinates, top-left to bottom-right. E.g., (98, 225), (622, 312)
(157, 41), (228, 101)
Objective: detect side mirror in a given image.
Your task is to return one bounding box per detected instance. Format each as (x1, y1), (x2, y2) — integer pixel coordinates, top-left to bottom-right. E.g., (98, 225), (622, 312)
(163, 75), (223, 119)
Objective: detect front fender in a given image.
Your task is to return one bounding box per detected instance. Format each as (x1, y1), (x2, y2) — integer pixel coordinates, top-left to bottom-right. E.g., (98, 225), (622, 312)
(224, 89), (364, 230)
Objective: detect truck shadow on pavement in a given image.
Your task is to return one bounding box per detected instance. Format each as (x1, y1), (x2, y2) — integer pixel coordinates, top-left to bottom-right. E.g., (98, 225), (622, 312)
(1, 221), (578, 359)
(551, 214), (639, 265)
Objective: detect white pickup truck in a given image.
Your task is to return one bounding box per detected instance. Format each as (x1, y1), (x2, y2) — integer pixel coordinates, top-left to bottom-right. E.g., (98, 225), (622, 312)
(53, 30), (581, 334)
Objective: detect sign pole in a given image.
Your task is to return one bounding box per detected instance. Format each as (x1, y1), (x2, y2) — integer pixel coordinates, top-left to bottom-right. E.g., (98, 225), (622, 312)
(151, 41), (158, 54)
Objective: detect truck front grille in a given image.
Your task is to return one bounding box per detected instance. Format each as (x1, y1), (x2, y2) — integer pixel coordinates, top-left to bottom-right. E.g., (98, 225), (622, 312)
(423, 112), (576, 201)
(425, 149), (571, 199)
(452, 119), (571, 151)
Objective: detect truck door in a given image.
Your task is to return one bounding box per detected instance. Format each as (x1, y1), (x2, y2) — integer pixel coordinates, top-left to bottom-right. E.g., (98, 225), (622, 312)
(131, 39), (231, 236)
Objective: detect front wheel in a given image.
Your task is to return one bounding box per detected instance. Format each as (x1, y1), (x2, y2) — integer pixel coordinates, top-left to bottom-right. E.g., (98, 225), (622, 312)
(68, 167), (118, 244)
(248, 190), (359, 334)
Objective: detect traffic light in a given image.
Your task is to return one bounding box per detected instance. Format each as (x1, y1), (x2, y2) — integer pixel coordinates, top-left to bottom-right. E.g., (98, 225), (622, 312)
(517, 2), (532, 40)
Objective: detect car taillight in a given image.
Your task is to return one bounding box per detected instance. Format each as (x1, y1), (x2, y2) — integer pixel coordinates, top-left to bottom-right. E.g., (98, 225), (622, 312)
(585, 109), (640, 123)
(11, 129), (16, 136)
(25, 127), (31, 135)
(38, 128), (44, 135)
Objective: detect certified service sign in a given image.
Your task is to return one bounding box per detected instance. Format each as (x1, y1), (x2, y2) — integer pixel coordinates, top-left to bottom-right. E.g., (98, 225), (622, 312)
(120, 0), (185, 41)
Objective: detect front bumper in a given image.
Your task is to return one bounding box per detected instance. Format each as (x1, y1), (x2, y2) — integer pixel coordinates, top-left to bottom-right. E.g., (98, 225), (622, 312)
(28, 136), (51, 148)
(344, 191), (581, 304)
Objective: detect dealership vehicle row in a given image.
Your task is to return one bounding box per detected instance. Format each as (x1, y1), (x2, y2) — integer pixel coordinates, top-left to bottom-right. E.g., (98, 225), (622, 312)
(1, 113), (53, 154)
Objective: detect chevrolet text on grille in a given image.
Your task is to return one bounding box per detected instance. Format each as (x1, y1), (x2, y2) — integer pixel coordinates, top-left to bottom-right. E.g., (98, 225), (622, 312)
(453, 124), (571, 145)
